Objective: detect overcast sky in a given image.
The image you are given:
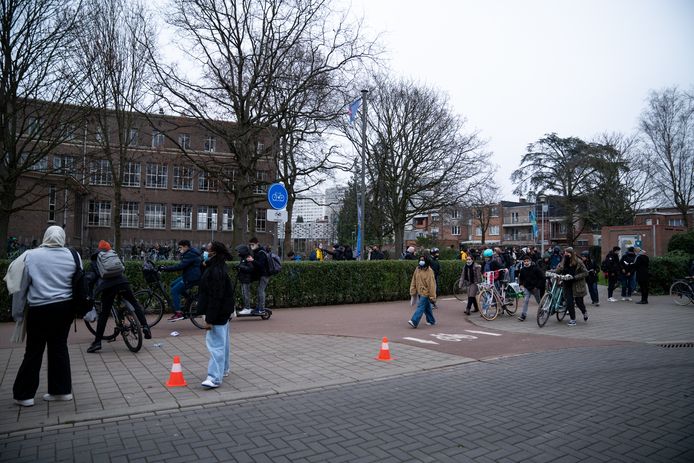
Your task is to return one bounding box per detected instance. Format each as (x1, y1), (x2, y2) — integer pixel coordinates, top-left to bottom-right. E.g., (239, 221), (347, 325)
(343, 0), (694, 199)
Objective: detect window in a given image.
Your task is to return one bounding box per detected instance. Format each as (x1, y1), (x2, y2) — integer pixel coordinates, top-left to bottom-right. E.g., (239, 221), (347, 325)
(145, 163), (168, 189)
(172, 166), (193, 190)
(198, 170), (216, 191)
(178, 133), (191, 149)
(123, 162), (141, 187)
(88, 200), (111, 226)
(144, 203), (166, 229)
(222, 168), (236, 191)
(255, 208), (267, 232)
(90, 160), (112, 185)
(197, 206), (218, 231)
(121, 202), (139, 228)
(256, 141), (264, 155)
(95, 125), (105, 143)
(222, 207), (233, 231)
(645, 218), (653, 225)
(451, 225), (460, 235)
(451, 210), (460, 219)
(26, 116), (43, 135)
(171, 204), (192, 230)
(475, 227), (482, 236)
(53, 155), (76, 175)
(254, 171), (268, 194)
(668, 218), (685, 227)
(490, 225), (500, 236)
(414, 218), (426, 227)
(48, 185), (56, 222)
(127, 128), (139, 146)
(204, 135), (216, 152)
(490, 207), (499, 217)
(511, 212), (519, 223)
(559, 223), (568, 234)
(61, 123), (76, 141)
(152, 129), (165, 148)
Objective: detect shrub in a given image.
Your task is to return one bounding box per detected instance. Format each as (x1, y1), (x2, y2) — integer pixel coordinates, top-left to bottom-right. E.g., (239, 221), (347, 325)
(668, 230), (694, 256)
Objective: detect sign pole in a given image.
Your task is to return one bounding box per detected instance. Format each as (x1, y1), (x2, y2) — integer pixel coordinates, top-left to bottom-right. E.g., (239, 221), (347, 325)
(357, 89), (368, 260)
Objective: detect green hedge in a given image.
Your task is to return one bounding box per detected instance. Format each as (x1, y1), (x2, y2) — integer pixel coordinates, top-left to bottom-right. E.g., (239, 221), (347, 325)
(2, 255), (689, 322)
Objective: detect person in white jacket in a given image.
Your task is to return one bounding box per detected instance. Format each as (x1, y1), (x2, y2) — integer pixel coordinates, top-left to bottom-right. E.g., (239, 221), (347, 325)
(11, 225), (77, 407)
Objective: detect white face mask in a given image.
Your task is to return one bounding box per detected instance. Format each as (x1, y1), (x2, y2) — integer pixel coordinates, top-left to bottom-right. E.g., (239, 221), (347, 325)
(523, 261), (531, 267)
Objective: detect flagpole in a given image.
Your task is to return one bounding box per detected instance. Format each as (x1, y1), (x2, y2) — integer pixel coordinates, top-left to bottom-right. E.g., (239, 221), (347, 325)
(357, 89), (368, 260)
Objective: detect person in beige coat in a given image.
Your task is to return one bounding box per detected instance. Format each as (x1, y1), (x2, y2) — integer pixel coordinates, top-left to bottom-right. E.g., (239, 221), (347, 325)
(555, 247), (589, 326)
(408, 255), (437, 328)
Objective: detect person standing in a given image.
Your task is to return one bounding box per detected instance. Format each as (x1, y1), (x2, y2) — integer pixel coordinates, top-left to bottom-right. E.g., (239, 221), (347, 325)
(235, 244), (255, 314)
(198, 242), (234, 388)
(459, 256), (481, 315)
(601, 246), (621, 302)
(517, 255), (544, 322)
(402, 246), (417, 260)
(160, 240), (202, 321)
(633, 247), (650, 304)
(407, 255), (437, 328)
(248, 237), (270, 315)
(556, 247), (589, 326)
(369, 245), (385, 260)
(581, 251), (600, 306)
(619, 247), (637, 301)
(11, 226), (76, 407)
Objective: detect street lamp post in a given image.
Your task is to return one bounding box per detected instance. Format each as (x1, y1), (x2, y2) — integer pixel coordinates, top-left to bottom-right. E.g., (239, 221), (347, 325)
(539, 195), (547, 256)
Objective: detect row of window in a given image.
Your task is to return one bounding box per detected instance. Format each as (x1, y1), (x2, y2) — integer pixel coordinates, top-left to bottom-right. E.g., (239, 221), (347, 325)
(88, 201), (268, 232)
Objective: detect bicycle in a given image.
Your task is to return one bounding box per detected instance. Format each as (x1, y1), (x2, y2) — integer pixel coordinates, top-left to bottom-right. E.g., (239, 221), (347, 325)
(670, 277), (694, 306)
(536, 272), (570, 327)
(452, 280), (467, 301)
(476, 269), (523, 320)
(133, 260), (205, 329)
(84, 291), (143, 353)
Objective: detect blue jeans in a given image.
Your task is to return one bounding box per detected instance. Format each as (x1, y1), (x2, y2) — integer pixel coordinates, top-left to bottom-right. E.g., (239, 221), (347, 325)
(588, 281), (599, 303)
(521, 287), (540, 317)
(620, 274), (635, 298)
(410, 295), (435, 327)
(170, 277), (185, 311)
(205, 323), (230, 385)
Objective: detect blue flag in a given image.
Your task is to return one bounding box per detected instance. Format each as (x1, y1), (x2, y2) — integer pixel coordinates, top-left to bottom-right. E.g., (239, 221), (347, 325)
(530, 210), (538, 238)
(348, 98), (361, 124)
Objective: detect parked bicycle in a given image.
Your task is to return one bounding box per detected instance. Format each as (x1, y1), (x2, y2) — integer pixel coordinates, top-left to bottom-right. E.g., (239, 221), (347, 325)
(670, 277), (694, 306)
(536, 272), (570, 327)
(476, 269), (523, 320)
(133, 260), (205, 329)
(84, 292), (143, 353)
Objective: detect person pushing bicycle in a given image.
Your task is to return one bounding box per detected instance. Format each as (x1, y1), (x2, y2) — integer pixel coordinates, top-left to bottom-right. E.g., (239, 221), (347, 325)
(555, 247), (589, 327)
(160, 240), (202, 321)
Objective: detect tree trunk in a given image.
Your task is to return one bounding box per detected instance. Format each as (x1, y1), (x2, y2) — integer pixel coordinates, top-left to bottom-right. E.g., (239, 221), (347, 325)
(113, 182), (122, 255)
(284, 196), (295, 257)
(394, 224), (405, 258)
(0, 205), (11, 259)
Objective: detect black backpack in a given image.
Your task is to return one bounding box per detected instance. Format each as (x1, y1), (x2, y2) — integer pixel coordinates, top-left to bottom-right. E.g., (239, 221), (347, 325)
(262, 250), (282, 276)
(69, 248), (93, 317)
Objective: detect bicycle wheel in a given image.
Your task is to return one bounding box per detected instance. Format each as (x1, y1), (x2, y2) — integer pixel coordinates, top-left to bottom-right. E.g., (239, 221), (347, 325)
(478, 288), (500, 320)
(84, 301), (119, 341)
(187, 296), (206, 329)
(536, 293), (552, 327)
(503, 294), (518, 315)
(556, 302), (568, 321)
(119, 301), (143, 353)
(670, 281), (692, 306)
(134, 289), (164, 327)
(452, 280), (466, 301)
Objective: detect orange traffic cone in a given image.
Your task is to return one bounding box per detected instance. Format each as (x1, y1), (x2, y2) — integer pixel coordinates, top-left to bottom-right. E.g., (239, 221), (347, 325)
(166, 355), (187, 387)
(375, 337), (393, 361)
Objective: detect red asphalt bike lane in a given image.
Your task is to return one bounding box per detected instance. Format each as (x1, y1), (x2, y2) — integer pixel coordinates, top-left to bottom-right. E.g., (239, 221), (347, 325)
(0, 297), (631, 359)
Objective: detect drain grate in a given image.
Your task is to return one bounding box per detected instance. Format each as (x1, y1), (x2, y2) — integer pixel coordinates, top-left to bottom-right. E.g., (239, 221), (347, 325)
(656, 342), (694, 348)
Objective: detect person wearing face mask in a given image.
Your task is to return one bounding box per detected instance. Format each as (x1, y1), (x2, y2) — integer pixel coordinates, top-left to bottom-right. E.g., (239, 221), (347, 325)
(555, 247), (589, 327)
(245, 237), (270, 315)
(459, 256), (482, 315)
(407, 255), (437, 328)
(517, 255), (544, 322)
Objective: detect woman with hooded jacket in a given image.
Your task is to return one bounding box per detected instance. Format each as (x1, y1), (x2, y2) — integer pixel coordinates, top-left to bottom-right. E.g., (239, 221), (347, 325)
(555, 247), (589, 327)
(408, 255), (437, 328)
(198, 241), (235, 388)
(11, 226), (76, 407)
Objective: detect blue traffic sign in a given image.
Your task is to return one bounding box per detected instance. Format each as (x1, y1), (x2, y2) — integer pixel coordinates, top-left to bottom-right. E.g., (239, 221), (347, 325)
(267, 183), (288, 210)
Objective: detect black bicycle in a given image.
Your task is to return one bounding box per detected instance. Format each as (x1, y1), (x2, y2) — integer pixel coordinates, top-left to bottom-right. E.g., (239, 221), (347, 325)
(133, 260), (205, 329)
(84, 291), (143, 353)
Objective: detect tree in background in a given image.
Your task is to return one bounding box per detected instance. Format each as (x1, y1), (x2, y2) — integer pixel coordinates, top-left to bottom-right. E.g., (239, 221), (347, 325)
(466, 184), (501, 245)
(640, 86), (694, 229)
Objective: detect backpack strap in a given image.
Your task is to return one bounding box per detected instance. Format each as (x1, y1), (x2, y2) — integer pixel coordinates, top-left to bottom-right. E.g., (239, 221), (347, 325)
(68, 247), (81, 274)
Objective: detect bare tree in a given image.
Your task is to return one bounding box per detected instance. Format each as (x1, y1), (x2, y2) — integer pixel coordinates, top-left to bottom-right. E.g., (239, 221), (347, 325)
(76, 0), (157, 253)
(465, 183), (500, 245)
(0, 0), (85, 256)
(152, 0), (377, 246)
(640, 87), (694, 229)
(345, 75), (487, 253)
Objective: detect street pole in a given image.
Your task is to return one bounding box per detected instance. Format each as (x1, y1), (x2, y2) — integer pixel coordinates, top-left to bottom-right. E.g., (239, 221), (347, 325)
(540, 195), (546, 256)
(357, 89), (368, 260)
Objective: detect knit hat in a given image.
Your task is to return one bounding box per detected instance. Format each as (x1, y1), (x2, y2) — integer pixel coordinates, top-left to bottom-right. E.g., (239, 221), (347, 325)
(564, 247), (574, 254)
(98, 240), (112, 251)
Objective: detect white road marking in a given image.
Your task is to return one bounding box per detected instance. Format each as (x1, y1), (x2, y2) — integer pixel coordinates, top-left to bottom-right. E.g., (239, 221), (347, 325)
(465, 330), (502, 337)
(430, 333), (478, 341)
(403, 337), (439, 344)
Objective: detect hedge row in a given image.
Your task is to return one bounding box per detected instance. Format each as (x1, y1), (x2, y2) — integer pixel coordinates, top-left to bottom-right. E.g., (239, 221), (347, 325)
(0, 255), (690, 322)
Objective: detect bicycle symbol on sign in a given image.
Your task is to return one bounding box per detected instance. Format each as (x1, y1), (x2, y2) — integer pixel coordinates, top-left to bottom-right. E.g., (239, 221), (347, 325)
(430, 333), (478, 342)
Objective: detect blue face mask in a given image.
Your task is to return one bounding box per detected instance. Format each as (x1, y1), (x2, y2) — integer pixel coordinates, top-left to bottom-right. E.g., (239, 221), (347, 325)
(203, 251), (209, 261)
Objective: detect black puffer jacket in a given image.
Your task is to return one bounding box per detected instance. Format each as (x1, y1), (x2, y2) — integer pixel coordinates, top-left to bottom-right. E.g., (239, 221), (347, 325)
(518, 263), (544, 291)
(197, 255), (234, 325)
(235, 245), (254, 284)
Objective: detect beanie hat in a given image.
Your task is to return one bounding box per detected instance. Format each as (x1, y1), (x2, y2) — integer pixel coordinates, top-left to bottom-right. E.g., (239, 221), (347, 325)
(98, 240), (112, 251)
(564, 247), (574, 254)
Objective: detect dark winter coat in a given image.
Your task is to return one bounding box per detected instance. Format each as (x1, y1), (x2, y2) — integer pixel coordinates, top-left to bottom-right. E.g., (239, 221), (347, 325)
(251, 246), (269, 280)
(235, 245), (254, 284)
(459, 263), (482, 298)
(619, 251), (636, 277)
(583, 258), (599, 284)
(601, 251), (621, 275)
(633, 253), (650, 283)
(430, 258), (441, 279)
(87, 252), (130, 295)
(518, 264), (544, 291)
(197, 255), (234, 325)
(370, 250), (385, 260)
(556, 257), (589, 298)
(162, 247), (202, 287)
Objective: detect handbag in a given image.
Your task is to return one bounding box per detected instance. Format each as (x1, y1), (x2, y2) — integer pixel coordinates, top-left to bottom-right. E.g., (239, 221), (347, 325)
(69, 248), (94, 317)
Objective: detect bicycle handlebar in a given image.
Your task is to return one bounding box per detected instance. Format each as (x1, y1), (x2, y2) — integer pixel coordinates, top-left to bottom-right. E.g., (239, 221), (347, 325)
(545, 272), (573, 281)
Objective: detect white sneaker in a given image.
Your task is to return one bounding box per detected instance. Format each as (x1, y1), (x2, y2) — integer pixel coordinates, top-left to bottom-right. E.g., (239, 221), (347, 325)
(626, 297), (632, 302)
(14, 398), (34, 407)
(620, 297), (627, 301)
(201, 378), (219, 388)
(224, 370), (230, 377)
(43, 393), (73, 401)
(238, 308), (252, 315)
(608, 297), (617, 302)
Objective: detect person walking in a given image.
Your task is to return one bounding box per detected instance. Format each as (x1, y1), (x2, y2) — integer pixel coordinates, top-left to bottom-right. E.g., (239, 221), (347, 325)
(198, 242), (234, 388)
(459, 256), (482, 315)
(581, 251), (600, 306)
(11, 226), (76, 407)
(602, 246), (621, 302)
(619, 247), (637, 301)
(235, 244), (255, 314)
(407, 255), (437, 328)
(556, 247), (589, 327)
(160, 240), (202, 321)
(633, 247), (650, 304)
(517, 255), (544, 322)
(248, 237), (270, 315)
